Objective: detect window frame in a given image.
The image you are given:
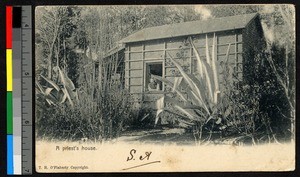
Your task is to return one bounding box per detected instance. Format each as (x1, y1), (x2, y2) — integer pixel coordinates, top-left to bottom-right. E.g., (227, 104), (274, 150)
(144, 60), (165, 93)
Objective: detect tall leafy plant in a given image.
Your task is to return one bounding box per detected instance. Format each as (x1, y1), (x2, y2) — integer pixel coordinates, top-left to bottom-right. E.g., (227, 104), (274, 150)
(36, 66), (79, 108)
(153, 35), (231, 141)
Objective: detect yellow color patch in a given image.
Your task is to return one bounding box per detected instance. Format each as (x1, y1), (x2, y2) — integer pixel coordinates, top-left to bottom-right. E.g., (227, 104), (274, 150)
(6, 49), (12, 91)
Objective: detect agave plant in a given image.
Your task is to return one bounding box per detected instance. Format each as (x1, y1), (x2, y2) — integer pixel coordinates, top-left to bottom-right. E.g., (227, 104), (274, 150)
(36, 66), (79, 108)
(154, 34), (231, 133)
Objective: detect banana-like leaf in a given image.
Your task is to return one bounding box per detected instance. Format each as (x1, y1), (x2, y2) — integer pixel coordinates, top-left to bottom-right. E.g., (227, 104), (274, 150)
(60, 91), (67, 104)
(40, 74), (60, 91)
(36, 81), (59, 104)
(44, 88), (54, 96)
(57, 67), (78, 107)
(58, 67), (76, 91)
(61, 87), (74, 107)
(36, 81), (45, 94)
(46, 93), (60, 105)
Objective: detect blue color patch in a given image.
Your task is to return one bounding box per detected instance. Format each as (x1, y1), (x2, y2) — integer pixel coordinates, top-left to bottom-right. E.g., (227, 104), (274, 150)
(7, 135), (14, 174)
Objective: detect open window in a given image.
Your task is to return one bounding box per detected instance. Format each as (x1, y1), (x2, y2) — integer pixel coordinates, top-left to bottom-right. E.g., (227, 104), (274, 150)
(145, 62), (163, 92)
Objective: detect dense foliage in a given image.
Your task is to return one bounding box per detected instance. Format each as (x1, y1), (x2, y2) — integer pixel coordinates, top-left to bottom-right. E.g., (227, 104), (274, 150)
(35, 5), (295, 144)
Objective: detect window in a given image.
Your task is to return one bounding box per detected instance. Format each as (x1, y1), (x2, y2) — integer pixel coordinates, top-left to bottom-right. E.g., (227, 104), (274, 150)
(145, 62), (163, 92)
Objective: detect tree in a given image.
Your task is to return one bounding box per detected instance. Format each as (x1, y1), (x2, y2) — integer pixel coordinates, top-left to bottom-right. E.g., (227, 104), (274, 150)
(206, 4), (295, 140)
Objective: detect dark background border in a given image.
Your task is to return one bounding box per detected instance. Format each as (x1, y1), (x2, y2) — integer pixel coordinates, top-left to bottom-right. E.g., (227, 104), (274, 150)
(0, 0), (299, 176)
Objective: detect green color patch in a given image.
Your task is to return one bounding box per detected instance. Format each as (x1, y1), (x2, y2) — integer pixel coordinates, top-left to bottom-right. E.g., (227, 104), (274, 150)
(7, 92), (13, 134)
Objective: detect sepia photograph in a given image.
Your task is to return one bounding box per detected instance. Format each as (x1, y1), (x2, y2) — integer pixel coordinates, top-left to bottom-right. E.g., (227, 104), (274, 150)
(35, 4), (295, 172)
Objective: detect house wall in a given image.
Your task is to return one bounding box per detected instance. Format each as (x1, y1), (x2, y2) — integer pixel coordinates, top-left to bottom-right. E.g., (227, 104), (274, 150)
(125, 30), (244, 109)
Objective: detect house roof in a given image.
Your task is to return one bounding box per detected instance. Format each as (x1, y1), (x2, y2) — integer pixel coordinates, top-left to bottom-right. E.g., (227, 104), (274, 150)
(120, 13), (258, 44)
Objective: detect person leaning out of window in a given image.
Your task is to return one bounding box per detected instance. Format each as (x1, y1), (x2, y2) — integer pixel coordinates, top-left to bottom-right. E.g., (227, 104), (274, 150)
(148, 76), (160, 91)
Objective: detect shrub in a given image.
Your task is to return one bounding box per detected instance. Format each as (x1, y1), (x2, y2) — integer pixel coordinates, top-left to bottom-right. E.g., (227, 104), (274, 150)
(36, 66), (136, 141)
(153, 35), (229, 144)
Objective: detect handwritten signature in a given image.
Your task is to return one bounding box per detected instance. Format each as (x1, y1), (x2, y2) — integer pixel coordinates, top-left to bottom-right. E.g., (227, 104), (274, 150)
(122, 149), (160, 170)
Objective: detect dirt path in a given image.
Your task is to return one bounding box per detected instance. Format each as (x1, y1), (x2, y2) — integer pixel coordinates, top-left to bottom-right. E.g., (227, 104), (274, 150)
(117, 127), (197, 145)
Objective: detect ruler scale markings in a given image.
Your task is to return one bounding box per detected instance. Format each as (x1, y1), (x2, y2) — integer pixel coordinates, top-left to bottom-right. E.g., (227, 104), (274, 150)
(21, 6), (32, 175)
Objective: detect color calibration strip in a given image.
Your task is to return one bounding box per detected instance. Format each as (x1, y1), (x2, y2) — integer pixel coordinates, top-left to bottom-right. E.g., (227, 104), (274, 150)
(6, 6), (32, 175)
(7, 6), (14, 175)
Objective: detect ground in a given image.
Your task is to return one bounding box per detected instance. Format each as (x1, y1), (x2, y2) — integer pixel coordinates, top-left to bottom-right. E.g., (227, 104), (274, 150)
(118, 127), (196, 145)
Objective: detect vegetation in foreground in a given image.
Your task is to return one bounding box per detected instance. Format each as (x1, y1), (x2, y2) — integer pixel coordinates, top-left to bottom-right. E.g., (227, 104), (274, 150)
(35, 5), (295, 145)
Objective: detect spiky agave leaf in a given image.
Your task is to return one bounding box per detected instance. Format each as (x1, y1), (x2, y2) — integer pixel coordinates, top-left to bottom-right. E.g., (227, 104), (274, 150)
(171, 76), (207, 109)
(201, 60), (215, 102)
(167, 53), (206, 106)
(221, 43), (234, 87)
(173, 105), (201, 121)
(155, 99), (197, 127)
(164, 96), (204, 110)
(155, 95), (206, 125)
(57, 66), (78, 107)
(173, 77), (183, 92)
(155, 97), (165, 124)
(188, 37), (203, 77)
(154, 36), (227, 129)
(211, 34), (220, 104)
(224, 43), (232, 64)
(205, 34), (211, 66)
(152, 75), (188, 102)
(158, 74), (204, 109)
(190, 38), (215, 103)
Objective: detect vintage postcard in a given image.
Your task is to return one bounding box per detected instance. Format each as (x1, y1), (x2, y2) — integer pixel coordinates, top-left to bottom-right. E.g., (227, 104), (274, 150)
(35, 4), (295, 172)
